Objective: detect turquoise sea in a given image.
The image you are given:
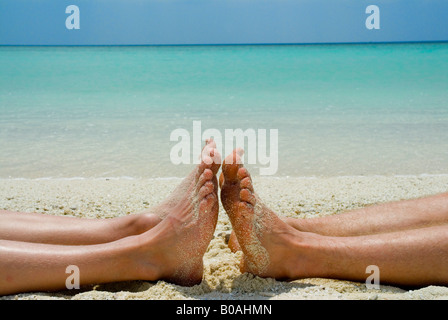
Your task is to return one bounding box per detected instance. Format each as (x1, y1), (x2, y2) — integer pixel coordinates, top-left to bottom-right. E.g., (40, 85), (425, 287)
(0, 43), (447, 179)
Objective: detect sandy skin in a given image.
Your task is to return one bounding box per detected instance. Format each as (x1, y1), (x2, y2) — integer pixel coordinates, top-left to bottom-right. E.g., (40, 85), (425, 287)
(136, 145), (222, 286)
(220, 148), (313, 279)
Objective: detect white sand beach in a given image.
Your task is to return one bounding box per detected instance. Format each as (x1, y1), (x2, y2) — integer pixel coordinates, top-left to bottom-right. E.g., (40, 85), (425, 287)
(1, 174), (448, 300)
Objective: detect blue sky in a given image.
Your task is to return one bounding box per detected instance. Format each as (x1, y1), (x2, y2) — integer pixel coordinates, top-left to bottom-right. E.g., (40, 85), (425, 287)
(0, 0), (447, 45)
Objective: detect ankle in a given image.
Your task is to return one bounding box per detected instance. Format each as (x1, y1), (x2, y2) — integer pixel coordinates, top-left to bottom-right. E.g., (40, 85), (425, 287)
(113, 213), (160, 238)
(124, 232), (163, 281)
(284, 216), (327, 235)
(285, 231), (333, 279)
(133, 213), (162, 234)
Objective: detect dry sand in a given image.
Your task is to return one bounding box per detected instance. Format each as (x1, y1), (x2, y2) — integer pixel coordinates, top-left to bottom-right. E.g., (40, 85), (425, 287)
(1, 174), (448, 300)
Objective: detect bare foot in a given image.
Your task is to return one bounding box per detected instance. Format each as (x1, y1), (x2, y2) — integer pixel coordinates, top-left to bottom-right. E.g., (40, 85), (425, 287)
(219, 160), (308, 254)
(131, 145), (221, 286)
(136, 139), (220, 232)
(224, 220), (305, 254)
(220, 149), (314, 279)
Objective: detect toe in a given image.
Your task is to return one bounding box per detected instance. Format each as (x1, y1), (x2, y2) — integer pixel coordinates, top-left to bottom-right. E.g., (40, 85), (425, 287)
(197, 168), (214, 188)
(201, 146), (221, 175)
(199, 180), (215, 199)
(222, 148), (244, 184)
(237, 167), (251, 181)
(239, 177), (254, 193)
(240, 188), (256, 206)
(199, 191), (218, 212)
(205, 138), (217, 149)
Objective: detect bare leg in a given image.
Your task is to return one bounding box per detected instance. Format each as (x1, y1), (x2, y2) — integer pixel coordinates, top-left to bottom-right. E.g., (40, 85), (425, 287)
(0, 210), (160, 245)
(0, 139), (220, 245)
(313, 225), (448, 286)
(220, 150), (448, 286)
(0, 146), (221, 295)
(285, 192), (448, 236)
(219, 165), (448, 247)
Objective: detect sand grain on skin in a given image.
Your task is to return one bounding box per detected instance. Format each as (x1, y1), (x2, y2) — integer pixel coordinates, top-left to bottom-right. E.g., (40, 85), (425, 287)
(243, 199), (271, 274)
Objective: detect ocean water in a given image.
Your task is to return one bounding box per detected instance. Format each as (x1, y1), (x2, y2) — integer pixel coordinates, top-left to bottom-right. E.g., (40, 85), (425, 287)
(0, 43), (447, 179)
